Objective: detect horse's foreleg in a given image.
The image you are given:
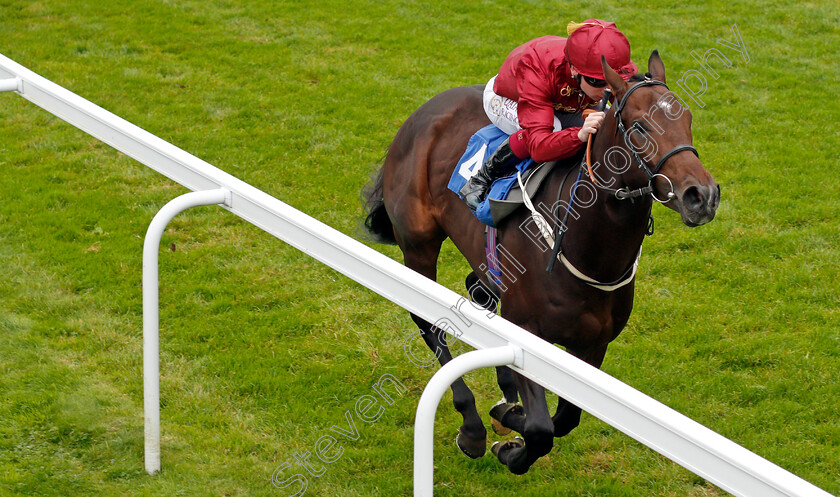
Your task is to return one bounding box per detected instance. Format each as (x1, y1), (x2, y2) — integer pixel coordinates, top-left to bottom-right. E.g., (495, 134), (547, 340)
(492, 374), (554, 474)
(552, 345), (608, 437)
(552, 398), (582, 438)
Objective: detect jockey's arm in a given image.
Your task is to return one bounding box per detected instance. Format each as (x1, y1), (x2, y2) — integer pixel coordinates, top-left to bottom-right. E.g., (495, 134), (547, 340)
(515, 69), (587, 163)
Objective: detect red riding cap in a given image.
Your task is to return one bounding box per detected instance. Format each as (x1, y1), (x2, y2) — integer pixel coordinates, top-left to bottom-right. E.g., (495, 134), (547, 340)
(565, 19), (637, 80)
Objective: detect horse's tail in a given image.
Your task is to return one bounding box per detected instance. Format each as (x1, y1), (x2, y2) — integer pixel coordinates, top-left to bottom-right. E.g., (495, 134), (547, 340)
(361, 166), (397, 245)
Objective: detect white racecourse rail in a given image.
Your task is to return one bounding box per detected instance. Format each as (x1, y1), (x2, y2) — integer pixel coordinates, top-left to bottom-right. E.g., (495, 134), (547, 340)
(0, 53), (832, 497)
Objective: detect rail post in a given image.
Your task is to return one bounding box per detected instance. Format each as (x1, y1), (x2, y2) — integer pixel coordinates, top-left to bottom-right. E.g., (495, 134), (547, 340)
(0, 77), (21, 92)
(143, 188), (230, 474)
(414, 345), (522, 496)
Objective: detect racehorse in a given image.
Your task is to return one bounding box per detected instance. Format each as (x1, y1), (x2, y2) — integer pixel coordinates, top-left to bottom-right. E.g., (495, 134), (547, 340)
(362, 51), (720, 474)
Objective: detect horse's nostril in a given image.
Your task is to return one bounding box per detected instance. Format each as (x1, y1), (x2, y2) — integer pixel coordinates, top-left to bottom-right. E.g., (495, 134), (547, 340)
(683, 186), (704, 211)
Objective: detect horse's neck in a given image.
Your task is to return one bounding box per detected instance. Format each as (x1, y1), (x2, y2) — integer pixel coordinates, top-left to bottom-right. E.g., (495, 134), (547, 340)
(552, 131), (651, 282)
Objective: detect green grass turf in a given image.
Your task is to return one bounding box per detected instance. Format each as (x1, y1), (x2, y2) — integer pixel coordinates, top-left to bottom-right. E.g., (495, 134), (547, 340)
(1, 0), (838, 495)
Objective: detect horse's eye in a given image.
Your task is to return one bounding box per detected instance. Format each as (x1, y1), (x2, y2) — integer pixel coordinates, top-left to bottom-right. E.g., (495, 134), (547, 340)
(632, 121), (648, 134)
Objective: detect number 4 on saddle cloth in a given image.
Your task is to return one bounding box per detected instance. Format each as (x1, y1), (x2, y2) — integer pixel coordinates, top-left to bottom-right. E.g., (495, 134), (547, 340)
(447, 124), (554, 228)
(448, 124), (559, 292)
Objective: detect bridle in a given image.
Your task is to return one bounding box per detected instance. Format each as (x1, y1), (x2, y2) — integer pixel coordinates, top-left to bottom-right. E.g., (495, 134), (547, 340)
(591, 76), (699, 203)
(543, 75), (700, 287)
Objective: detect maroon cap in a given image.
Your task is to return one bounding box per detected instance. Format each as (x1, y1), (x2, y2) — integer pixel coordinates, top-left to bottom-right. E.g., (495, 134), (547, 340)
(565, 19), (637, 80)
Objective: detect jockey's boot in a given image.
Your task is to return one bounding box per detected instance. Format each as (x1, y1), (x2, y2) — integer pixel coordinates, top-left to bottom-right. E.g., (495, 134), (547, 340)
(462, 138), (519, 211)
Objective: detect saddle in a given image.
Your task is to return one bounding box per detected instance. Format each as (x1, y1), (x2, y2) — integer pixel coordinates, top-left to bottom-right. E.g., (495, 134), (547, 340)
(447, 125), (558, 227)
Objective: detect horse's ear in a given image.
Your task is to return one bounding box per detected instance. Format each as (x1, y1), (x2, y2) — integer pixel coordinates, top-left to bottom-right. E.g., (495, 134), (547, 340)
(648, 50), (666, 83)
(601, 55), (628, 99)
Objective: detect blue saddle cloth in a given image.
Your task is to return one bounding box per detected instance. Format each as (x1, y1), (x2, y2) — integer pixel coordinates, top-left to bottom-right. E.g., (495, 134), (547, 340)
(447, 125), (535, 227)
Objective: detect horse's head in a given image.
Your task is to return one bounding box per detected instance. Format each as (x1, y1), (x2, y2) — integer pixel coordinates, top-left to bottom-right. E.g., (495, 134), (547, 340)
(602, 51), (720, 227)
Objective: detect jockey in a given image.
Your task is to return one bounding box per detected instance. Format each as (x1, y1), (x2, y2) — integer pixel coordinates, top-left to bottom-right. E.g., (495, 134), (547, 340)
(462, 19), (638, 210)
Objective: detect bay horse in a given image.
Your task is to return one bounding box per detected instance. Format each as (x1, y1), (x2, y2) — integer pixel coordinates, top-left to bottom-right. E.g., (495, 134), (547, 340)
(363, 51), (719, 474)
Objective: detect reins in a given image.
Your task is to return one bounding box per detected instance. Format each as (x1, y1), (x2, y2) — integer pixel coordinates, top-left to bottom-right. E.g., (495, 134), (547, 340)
(582, 89), (654, 201)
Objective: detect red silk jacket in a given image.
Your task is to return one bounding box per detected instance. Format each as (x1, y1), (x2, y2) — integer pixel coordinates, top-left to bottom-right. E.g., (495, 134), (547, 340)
(493, 36), (595, 162)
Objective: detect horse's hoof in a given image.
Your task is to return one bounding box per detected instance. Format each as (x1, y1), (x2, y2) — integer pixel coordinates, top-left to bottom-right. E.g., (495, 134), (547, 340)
(491, 417), (511, 436)
(489, 401), (523, 435)
(491, 437), (525, 462)
(456, 428), (486, 459)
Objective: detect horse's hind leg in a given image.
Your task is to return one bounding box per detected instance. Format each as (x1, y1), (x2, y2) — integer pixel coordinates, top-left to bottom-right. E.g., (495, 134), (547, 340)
(413, 313), (487, 458)
(405, 246), (487, 459)
(464, 272), (520, 436)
